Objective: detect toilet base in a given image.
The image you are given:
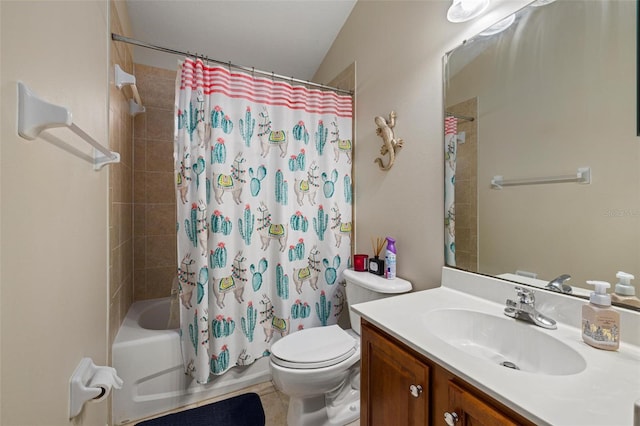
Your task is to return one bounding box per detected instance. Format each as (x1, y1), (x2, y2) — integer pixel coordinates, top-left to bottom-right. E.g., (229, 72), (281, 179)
(287, 395), (328, 426)
(286, 393), (359, 426)
(285, 372), (360, 426)
(326, 381), (359, 426)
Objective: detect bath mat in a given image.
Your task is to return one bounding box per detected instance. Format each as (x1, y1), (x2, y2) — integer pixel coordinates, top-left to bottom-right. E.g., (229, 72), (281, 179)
(135, 392), (265, 426)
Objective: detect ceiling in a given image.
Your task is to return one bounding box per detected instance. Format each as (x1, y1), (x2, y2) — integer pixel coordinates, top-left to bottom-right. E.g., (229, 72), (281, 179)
(124, 0), (357, 81)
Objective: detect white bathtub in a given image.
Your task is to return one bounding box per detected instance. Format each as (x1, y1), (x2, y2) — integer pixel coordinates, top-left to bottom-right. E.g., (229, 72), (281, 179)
(112, 297), (271, 425)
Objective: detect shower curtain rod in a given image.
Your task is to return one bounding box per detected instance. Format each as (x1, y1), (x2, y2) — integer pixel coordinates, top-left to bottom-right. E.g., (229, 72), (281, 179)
(446, 111), (475, 122)
(111, 33), (353, 96)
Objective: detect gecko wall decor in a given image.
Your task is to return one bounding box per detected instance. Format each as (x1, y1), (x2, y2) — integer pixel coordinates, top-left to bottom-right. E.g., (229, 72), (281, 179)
(374, 111), (404, 171)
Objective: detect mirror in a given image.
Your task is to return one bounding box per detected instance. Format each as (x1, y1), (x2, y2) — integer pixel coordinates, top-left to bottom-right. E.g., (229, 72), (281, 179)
(444, 0), (639, 310)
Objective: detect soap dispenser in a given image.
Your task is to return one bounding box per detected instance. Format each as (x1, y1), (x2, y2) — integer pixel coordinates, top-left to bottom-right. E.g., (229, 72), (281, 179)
(582, 281), (619, 351)
(611, 271), (640, 308)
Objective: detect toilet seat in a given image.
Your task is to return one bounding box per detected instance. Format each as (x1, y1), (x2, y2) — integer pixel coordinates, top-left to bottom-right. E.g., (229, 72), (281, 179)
(270, 325), (357, 369)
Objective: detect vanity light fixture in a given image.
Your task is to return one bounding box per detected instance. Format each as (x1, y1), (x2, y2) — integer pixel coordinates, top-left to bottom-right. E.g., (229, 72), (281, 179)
(479, 14), (516, 36)
(530, 0), (557, 7)
(447, 0), (490, 23)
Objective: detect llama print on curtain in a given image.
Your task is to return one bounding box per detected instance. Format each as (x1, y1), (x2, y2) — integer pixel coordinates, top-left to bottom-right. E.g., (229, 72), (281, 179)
(444, 116), (457, 266)
(175, 58), (353, 383)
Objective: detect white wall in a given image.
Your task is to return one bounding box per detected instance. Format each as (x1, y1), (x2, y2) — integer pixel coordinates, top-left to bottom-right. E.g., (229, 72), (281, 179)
(1, 1), (110, 425)
(314, 0), (529, 290)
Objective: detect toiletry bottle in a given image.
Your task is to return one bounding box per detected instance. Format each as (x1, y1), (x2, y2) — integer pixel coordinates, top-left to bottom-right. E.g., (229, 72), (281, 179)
(611, 271), (640, 308)
(385, 237), (396, 280)
(582, 280), (620, 351)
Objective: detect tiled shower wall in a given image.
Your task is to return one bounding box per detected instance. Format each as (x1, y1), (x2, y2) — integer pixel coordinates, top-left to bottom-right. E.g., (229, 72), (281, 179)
(133, 64), (178, 300)
(109, 0), (134, 346)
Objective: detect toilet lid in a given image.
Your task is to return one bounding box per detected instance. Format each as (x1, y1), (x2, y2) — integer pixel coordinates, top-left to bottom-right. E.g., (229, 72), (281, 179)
(270, 325), (357, 369)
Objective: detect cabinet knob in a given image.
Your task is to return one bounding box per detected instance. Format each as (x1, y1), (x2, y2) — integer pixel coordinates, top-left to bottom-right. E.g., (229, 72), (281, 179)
(409, 384), (423, 398)
(444, 411), (459, 425)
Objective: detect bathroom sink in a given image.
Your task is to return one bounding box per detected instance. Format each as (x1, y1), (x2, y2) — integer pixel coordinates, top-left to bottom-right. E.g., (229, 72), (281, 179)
(423, 309), (586, 376)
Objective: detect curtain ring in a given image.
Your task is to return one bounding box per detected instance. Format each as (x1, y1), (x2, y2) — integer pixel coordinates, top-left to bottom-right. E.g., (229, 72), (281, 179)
(251, 67), (255, 78)
(228, 61), (232, 72)
(271, 72), (275, 81)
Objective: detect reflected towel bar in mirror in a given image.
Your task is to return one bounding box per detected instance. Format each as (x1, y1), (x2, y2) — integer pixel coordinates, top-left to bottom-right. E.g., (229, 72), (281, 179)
(491, 167), (591, 189)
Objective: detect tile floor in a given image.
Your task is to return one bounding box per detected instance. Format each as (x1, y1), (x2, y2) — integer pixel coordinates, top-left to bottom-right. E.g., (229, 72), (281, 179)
(122, 380), (360, 426)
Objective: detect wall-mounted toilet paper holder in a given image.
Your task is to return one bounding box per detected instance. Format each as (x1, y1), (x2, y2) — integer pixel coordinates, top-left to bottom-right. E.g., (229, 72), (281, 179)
(69, 357), (123, 419)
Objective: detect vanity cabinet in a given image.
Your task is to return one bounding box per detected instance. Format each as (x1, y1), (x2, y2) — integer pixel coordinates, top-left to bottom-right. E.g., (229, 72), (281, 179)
(360, 320), (535, 426)
(360, 319), (430, 425)
(447, 381), (519, 426)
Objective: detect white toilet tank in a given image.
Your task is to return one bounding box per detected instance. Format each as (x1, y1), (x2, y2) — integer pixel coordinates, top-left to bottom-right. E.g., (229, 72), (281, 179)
(342, 269), (412, 334)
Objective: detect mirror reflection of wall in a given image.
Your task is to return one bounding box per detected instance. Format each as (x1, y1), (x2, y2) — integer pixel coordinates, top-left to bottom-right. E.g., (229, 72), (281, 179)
(444, 0), (639, 301)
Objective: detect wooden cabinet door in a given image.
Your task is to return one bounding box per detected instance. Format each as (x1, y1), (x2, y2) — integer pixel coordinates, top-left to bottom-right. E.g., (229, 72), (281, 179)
(447, 381), (519, 426)
(361, 322), (429, 426)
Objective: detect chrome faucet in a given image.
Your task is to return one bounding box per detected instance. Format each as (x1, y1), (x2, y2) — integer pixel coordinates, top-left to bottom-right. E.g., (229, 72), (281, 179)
(546, 274), (572, 294)
(504, 287), (557, 329)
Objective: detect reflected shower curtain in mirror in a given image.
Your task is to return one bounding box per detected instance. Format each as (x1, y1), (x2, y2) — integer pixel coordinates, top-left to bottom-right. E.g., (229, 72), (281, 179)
(444, 116), (457, 266)
(174, 58), (353, 383)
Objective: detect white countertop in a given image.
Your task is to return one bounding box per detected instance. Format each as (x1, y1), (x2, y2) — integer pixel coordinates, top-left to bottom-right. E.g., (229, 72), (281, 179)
(351, 267), (640, 426)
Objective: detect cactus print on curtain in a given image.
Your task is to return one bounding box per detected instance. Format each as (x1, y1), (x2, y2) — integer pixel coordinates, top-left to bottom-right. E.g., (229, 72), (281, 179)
(174, 58), (353, 383)
(444, 116), (457, 266)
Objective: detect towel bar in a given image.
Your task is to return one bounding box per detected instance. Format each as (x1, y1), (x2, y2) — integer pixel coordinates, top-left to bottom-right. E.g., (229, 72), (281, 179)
(115, 64), (145, 116)
(17, 82), (120, 170)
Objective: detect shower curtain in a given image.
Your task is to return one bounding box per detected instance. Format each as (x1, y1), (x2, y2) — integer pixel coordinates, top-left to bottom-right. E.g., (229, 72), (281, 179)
(444, 116), (457, 266)
(174, 58), (353, 383)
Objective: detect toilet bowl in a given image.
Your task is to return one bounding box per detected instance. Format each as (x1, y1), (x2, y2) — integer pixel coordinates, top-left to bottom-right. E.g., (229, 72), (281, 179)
(270, 269), (412, 426)
(271, 326), (360, 426)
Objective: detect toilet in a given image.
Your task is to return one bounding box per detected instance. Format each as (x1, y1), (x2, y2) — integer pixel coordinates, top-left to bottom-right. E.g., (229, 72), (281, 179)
(270, 269), (412, 426)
